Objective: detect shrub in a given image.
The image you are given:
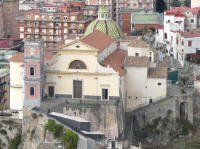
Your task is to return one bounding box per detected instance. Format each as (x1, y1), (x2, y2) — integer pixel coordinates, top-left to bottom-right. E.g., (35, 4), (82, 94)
(0, 129), (7, 135)
(62, 129), (78, 149)
(149, 27), (156, 33)
(8, 134), (21, 149)
(2, 119), (14, 125)
(176, 118), (194, 135)
(46, 119), (63, 138)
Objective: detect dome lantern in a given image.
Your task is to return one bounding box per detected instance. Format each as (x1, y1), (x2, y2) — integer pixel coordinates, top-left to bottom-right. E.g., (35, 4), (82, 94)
(98, 7), (110, 20)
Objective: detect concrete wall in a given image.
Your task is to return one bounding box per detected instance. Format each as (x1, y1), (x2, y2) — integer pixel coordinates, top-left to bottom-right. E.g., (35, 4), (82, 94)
(125, 96), (194, 129)
(98, 42), (116, 62)
(147, 78), (167, 100)
(10, 61), (24, 110)
(63, 104), (120, 139)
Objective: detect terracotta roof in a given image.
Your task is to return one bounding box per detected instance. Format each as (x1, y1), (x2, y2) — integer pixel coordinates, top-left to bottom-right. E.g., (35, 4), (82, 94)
(9, 52), (24, 62)
(180, 31), (200, 38)
(124, 56), (149, 67)
(101, 49), (127, 76)
(148, 67), (167, 78)
(118, 36), (137, 42)
(0, 38), (22, 49)
(80, 30), (115, 52)
(9, 52), (55, 62)
(24, 9), (41, 13)
(166, 7), (200, 16)
(128, 38), (149, 48)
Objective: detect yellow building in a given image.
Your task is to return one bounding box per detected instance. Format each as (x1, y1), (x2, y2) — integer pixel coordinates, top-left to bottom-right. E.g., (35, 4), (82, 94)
(45, 30), (120, 100)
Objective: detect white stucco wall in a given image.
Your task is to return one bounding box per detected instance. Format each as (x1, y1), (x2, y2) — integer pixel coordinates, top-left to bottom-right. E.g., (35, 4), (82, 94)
(125, 66), (148, 100)
(147, 78), (167, 100)
(194, 80), (200, 93)
(10, 61), (24, 110)
(191, 0), (200, 8)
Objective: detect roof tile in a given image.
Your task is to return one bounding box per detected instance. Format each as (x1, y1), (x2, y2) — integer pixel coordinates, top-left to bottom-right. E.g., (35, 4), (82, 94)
(80, 30), (115, 51)
(101, 49), (127, 76)
(124, 56), (149, 67)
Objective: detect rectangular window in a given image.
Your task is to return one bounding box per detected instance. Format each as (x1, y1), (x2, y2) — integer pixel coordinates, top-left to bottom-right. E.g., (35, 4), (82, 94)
(191, 19), (194, 23)
(30, 66), (35, 76)
(102, 88), (108, 100)
(188, 40), (192, 47)
(165, 33), (167, 39)
(48, 86), (54, 97)
(176, 37), (179, 44)
(135, 53), (139, 56)
(30, 86), (35, 96)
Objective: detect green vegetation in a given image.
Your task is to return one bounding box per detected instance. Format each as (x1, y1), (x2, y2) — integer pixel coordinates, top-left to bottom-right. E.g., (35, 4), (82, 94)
(181, 89), (186, 94)
(46, 119), (78, 149)
(177, 118), (194, 135)
(2, 119), (14, 125)
(156, 0), (166, 13)
(0, 129), (7, 135)
(184, 0), (191, 7)
(171, 0), (181, 7)
(149, 27), (156, 34)
(131, 29), (144, 36)
(46, 119), (63, 138)
(8, 133), (21, 149)
(62, 129), (78, 149)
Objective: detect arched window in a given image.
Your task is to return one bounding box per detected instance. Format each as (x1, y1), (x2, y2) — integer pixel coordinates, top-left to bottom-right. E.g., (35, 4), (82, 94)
(69, 60), (87, 69)
(30, 86), (35, 96)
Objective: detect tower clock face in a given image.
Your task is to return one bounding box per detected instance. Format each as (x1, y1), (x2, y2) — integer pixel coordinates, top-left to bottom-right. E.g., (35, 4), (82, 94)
(30, 48), (35, 56)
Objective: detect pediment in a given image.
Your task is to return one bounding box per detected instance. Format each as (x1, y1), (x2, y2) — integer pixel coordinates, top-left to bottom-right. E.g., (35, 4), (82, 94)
(61, 41), (99, 52)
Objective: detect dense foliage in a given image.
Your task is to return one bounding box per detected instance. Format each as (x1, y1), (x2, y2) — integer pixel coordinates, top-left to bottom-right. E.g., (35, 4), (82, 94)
(46, 119), (78, 149)
(171, 0), (181, 7)
(62, 129), (78, 149)
(156, 0), (167, 13)
(46, 119), (63, 138)
(8, 134), (21, 149)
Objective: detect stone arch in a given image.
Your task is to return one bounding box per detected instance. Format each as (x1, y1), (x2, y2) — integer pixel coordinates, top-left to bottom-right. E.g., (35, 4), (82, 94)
(180, 102), (188, 120)
(69, 60), (87, 69)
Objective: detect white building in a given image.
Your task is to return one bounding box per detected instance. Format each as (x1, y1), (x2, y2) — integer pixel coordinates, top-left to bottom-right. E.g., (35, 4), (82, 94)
(123, 39), (167, 111)
(155, 7), (200, 67)
(191, 0), (200, 8)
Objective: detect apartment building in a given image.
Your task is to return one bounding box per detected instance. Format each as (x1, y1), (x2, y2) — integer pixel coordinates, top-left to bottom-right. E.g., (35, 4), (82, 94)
(0, 0), (3, 38)
(0, 0), (20, 38)
(17, 3), (92, 47)
(155, 7), (200, 67)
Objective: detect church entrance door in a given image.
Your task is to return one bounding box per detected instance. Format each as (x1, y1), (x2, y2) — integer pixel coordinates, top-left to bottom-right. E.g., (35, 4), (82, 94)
(48, 86), (54, 98)
(73, 80), (82, 99)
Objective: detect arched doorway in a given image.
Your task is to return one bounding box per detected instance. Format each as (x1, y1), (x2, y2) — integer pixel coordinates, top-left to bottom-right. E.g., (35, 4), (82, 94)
(180, 102), (187, 120)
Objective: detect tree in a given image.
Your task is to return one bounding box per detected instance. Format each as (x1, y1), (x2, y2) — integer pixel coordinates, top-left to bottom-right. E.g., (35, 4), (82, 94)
(184, 0), (191, 7)
(171, 0), (181, 7)
(156, 0), (167, 13)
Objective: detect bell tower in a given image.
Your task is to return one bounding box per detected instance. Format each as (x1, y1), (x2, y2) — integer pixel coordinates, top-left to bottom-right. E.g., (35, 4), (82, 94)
(23, 39), (45, 107)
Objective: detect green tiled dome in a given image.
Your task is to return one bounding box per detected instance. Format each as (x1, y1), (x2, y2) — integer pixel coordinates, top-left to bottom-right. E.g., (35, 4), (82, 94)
(84, 7), (123, 39)
(84, 19), (123, 39)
